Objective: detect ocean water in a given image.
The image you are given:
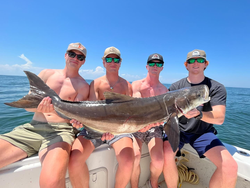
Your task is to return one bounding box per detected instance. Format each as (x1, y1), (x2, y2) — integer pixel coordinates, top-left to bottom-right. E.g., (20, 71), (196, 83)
(0, 75), (249, 150)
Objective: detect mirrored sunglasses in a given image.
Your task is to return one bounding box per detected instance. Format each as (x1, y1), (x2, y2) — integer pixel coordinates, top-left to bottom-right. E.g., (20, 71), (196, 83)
(105, 57), (120, 63)
(187, 58), (205, 64)
(148, 62), (164, 67)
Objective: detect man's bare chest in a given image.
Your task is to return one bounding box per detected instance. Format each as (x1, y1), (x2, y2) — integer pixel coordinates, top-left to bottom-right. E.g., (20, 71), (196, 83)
(47, 79), (78, 101)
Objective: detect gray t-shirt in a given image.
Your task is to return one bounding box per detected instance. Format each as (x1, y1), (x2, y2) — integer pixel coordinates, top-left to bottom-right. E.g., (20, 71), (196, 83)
(169, 77), (227, 134)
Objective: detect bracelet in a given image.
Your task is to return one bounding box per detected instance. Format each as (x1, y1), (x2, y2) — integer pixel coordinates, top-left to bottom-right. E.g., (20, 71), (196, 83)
(195, 109), (203, 120)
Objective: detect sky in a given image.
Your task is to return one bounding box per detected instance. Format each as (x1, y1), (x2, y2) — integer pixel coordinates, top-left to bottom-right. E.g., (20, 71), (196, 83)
(0, 0), (250, 88)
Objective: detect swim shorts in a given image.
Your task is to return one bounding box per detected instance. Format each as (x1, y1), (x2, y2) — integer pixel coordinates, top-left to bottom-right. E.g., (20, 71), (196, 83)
(163, 128), (224, 158)
(78, 128), (133, 148)
(0, 120), (78, 157)
(133, 125), (163, 145)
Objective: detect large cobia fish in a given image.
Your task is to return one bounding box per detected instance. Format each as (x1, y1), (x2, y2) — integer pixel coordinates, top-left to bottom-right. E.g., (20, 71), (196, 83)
(5, 71), (210, 152)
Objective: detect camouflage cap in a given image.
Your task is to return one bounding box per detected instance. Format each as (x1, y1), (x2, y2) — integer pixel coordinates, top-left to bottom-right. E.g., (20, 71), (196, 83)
(186, 49), (206, 61)
(102, 46), (122, 61)
(66, 42), (87, 57)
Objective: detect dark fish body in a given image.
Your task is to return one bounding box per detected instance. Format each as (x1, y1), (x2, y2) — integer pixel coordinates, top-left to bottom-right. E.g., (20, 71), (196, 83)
(5, 71), (210, 151)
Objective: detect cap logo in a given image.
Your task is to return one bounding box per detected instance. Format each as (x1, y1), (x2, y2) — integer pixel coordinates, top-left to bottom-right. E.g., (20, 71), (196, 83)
(109, 48), (114, 52)
(78, 44), (83, 50)
(152, 54), (160, 59)
(71, 44), (84, 50)
(192, 51), (200, 56)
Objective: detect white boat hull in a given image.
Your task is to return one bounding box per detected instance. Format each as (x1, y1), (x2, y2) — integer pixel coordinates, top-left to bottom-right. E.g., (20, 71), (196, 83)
(0, 143), (249, 188)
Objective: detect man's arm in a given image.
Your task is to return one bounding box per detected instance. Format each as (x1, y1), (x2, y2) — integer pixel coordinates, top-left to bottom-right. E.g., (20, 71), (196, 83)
(69, 80), (90, 129)
(127, 81), (133, 97)
(88, 81), (99, 101)
(71, 80), (97, 128)
(131, 81), (142, 98)
(184, 105), (226, 125)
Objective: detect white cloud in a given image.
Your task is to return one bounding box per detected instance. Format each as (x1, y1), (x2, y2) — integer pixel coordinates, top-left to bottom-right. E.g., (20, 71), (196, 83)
(0, 56), (146, 83)
(79, 66), (105, 80)
(120, 73), (141, 82)
(0, 54), (44, 75)
(0, 55), (106, 79)
(19, 54), (33, 67)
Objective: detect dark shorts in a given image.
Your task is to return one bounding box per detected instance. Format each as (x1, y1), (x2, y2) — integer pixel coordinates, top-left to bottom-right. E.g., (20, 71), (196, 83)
(163, 128), (224, 158)
(78, 128), (133, 148)
(133, 125), (163, 145)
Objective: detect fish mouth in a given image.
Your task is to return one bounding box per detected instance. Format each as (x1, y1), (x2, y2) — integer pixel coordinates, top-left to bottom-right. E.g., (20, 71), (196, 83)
(175, 103), (184, 115)
(203, 86), (210, 102)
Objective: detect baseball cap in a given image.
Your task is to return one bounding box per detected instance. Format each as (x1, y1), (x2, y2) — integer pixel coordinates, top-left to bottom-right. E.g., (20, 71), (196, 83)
(66, 42), (87, 57)
(186, 49), (206, 61)
(102, 46), (122, 61)
(147, 53), (164, 64)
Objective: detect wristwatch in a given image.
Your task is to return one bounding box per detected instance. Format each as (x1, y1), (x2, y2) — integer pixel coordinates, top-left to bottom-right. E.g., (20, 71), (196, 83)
(195, 109), (203, 120)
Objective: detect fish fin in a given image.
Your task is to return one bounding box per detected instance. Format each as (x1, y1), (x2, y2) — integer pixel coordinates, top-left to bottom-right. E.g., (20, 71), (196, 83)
(163, 112), (180, 152)
(5, 71), (60, 109)
(104, 91), (134, 103)
(5, 94), (42, 108)
(24, 71), (59, 99)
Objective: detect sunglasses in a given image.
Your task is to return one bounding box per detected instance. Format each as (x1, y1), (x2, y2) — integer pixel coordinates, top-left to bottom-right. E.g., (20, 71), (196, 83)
(67, 51), (85, 61)
(105, 57), (120, 63)
(148, 62), (164, 67)
(187, 58), (205, 64)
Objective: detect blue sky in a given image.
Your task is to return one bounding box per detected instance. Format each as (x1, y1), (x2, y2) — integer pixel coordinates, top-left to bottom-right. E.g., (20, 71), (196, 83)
(1, 0), (250, 88)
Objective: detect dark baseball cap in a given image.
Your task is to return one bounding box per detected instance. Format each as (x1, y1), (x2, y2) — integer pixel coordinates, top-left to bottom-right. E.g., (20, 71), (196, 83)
(147, 53), (164, 64)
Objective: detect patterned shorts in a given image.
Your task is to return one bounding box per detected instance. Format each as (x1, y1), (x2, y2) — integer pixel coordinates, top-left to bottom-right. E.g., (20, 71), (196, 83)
(133, 125), (163, 145)
(78, 128), (133, 148)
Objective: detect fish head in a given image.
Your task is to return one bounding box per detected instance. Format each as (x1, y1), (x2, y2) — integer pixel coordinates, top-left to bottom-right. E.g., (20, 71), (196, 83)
(174, 85), (210, 115)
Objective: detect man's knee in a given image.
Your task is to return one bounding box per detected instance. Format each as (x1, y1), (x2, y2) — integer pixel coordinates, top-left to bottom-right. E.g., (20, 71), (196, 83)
(163, 142), (176, 159)
(117, 149), (135, 169)
(69, 149), (86, 169)
(40, 173), (64, 188)
(151, 150), (164, 169)
(134, 152), (141, 166)
(221, 157), (238, 178)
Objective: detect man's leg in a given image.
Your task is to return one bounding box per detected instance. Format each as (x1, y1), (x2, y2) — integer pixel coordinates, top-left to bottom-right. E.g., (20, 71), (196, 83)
(112, 137), (134, 188)
(163, 141), (178, 188)
(39, 142), (71, 188)
(204, 146), (238, 188)
(131, 137), (143, 188)
(148, 137), (164, 188)
(68, 137), (95, 188)
(0, 139), (28, 168)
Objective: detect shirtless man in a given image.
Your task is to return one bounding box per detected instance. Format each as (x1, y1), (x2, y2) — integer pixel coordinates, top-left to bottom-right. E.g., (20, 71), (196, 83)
(0, 42), (89, 188)
(69, 46), (134, 188)
(131, 53), (169, 188)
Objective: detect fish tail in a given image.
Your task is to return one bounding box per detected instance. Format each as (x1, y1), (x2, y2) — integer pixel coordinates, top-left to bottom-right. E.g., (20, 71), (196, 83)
(4, 71), (59, 108)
